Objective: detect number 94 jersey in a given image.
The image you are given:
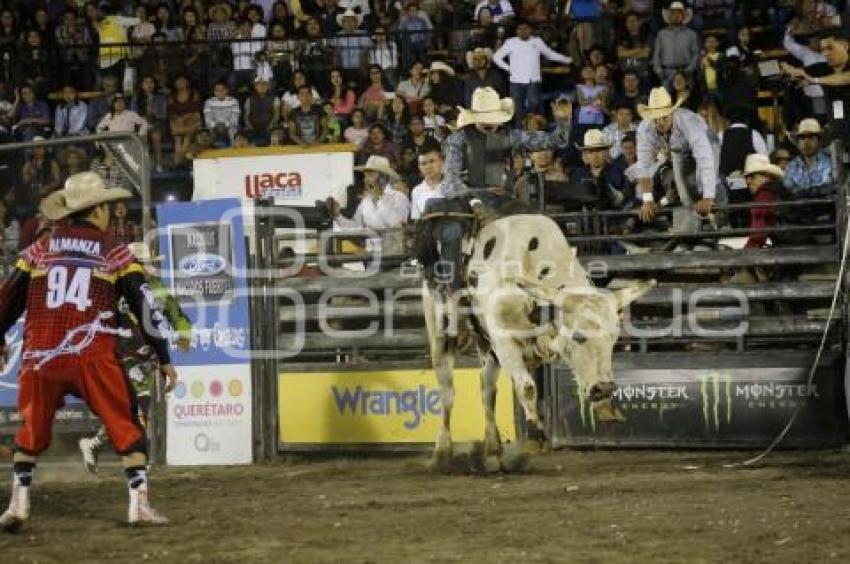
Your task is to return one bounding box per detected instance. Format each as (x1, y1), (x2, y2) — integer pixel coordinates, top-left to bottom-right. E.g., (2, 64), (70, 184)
(0, 222), (172, 367)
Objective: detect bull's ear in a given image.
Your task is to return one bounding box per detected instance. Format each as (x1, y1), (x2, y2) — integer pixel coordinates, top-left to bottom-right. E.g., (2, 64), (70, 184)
(611, 279), (656, 311)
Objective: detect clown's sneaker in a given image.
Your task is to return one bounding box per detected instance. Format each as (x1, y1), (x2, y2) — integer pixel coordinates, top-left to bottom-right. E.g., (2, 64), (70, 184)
(128, 487), (168, 525)
(79, 437), (100, 475)
(0, 482), (30, 533)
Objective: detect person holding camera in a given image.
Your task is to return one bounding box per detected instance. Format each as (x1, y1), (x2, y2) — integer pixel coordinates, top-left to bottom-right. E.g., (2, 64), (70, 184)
(328, 155), (410, 231)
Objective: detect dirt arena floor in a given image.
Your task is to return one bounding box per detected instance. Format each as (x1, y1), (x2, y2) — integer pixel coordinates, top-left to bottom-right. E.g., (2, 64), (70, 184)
(0, 448), (849, 563)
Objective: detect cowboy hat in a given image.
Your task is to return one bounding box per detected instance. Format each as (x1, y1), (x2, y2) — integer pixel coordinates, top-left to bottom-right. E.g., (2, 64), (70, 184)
(456, 87), (514, 128)
(662, 1), (693, 25)
(128, 242), (164, 264)
(428, 61), (455, 77)
(792, 118), (823, 138)
(336, 8), (363, 28)
(40, 171), (132, 221)
(575, 129), (612, 151)
(637, 87), (684, 121)
(465, 47), (493, 69)
(207, 2), (232, 21)
(742, 153), (783, 178)
(354, 155), (400, 181)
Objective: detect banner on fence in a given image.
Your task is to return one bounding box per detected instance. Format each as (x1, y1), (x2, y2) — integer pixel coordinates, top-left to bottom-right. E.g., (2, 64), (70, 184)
(158, 198), (253, 465)
(278, 368), (516, 444)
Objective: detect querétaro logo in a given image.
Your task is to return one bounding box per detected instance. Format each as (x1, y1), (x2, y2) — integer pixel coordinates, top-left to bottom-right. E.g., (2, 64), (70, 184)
(179, 253), (227, 276)
(244, 172), (303, 199)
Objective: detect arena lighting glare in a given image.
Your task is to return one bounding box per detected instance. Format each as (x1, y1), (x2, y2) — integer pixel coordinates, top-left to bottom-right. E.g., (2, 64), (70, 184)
(163, 193), (178, 202)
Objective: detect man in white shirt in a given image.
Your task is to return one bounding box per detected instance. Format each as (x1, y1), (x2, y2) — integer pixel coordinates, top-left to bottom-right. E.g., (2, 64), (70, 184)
(492, 21), (572, 123)
(410, 140), (446, 220)
(331, 155), (410, 231)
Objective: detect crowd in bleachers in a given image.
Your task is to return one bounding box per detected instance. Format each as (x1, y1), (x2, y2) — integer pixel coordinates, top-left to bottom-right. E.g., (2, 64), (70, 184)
(0, 0), (847, 260)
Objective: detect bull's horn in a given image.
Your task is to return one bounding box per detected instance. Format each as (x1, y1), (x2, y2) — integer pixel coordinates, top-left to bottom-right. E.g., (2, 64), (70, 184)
(611, 279), (656, 311)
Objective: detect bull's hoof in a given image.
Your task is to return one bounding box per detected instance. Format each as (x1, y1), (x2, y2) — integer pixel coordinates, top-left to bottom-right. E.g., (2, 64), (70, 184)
(593, 398), (626, 423)
(483, 455), (502, 474)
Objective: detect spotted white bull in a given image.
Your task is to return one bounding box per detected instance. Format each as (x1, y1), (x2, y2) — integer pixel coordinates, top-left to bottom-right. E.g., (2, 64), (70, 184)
(422, 214), (653, 469)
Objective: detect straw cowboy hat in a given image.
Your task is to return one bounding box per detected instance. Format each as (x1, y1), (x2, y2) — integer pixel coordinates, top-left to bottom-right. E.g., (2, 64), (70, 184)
(336, 8), (363, 28)
(465, 47), (493, 69)
(662, 1), (693, 25)
(207, 2), (232, 21)
(40, 171), (132, 221)
(128, 242), (164, 264)
(792, 118), (823, 138)
(637, 87), (684, 121)
(575, 129), (612, 151)
(354, 155), (400, 181)
(742, 153), (784, 179)
(456, 87), (515, 128)
(429, 61), (455, 77)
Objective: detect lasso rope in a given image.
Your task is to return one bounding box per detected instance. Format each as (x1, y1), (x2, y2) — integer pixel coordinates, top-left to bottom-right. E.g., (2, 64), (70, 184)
(23, 312), (131, 370)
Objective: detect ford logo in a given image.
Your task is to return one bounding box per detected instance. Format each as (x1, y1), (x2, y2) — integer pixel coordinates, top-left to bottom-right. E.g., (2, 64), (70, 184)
(179, 253), (227, 276)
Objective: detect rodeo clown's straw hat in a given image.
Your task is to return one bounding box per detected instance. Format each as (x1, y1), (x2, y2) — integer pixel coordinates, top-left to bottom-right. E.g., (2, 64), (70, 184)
(662, 1), (693, 25)
(575, 129), (612, 151)
(637, 87), (685, 121)
(40, 171), (132, 221)
(466, 47), (493, 69)
(128, 242), (165, 264)
(456, 87), (515, 128)
(354, 155), (401, 181)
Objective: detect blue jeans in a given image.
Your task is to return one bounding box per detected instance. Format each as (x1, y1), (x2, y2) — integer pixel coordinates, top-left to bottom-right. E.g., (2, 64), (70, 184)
(510, 82), (541, 124)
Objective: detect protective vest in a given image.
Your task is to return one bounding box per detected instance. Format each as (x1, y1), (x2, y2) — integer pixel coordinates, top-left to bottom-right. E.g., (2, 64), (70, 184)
(719, 126), (755, 177)
(463, 127), (513, 190)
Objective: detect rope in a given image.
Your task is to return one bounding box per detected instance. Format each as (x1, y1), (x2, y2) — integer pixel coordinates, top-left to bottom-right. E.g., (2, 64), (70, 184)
(23, 312), (131, 371)
(419, 212), (477, 222)
(724, 212), (850, 468)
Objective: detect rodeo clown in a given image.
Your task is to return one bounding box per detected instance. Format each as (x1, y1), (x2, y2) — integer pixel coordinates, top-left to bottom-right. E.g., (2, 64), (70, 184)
(79, 242), (192, 475)
(0, 172), (177, 530)
(416, 86), (573, 291)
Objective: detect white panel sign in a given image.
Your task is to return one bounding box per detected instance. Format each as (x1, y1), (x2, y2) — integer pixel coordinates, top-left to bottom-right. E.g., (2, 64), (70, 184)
(166, 364), (252, 465)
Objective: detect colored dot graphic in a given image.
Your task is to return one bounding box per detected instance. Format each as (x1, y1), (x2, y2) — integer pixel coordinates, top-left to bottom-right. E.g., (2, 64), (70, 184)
(191, 380), (205, 399)
(209, 380), (223, 397)
(228, 379), (243, 397)
(173, 381), (186, 399)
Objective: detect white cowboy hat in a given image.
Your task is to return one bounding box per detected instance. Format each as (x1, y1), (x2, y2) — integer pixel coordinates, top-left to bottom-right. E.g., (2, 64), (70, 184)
(428, 61), (455, 77)
(792, 118), (823, 137)
(465, 47), (493, 69)
(336, 7), (363, 28)
(456, 87), (514, 128)
(742, 153), (783, 179)
(354, 155), (400, 181)
(40, 171), (132, 220)
(662, 1), (693, 25)
(637, 87), (684, 121)
(128, 242), (165, 264)
(575, 129), (612, 151)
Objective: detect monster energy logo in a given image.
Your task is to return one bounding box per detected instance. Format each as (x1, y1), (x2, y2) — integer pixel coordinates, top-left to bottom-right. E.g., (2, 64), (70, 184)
(698, 372), (733, 432)
(575, 383), (597, 432)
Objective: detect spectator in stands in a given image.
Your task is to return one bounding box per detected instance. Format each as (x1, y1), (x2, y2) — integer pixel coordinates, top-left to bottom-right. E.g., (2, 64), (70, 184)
(384, 95), (411, 147)
(54, 85), (89, 137)
(302, 17), (334, 94)
(698, 97), (726, 144)
(613, 130), (638, 172)
(55, 8), (96, 91)
(604, 101), (638, 160)
(421, 96), (447, 140)
(344, 108), (370, 146)
(783, 32), (850, 123)
(86, 74), (119, 133)
(132, 75), (169, 172)
(468, 7), (500, 52)
(207, 3), (236, 41)
(169, 75), (203, 167)
(700, 33), (722, 95)
(96, 93), (150, 135)
(129, 5), (156, 58)
(611, 70), (645, 112)
(463, 47), (508, 106)
(204, 81), (241, 146)
(333, 9), (372, 83)
(360, 65), (392, 121)
(186, 128), (213, 160)
(322, 102), (343, 143)
(58, 146), (88, 184)
(30, 7), (53, 47)
(473, 0), (515, 23)
(245, 77), (280, 146)
(719, 105), (768, 226)
(784, 118), (833, 195)
(281, 70), (320, 120)
(357, 122), (400, 167)
(783, 25), (828, 120)
(397, 1), (433, 70)
(13, 30), (52, 99)
(571, 129), (628, 211)
(653, 1), (699, 86)
(396, 60), (431, 115)
(138, 32), (186, 96)
(184, 24), (213, 92)
(330, 155), (410, 229)
(11, 85), (51, 142)
(155, 4), (184, 41)
(327, 67), (357, 120)
(492, 21), (572, 124)
(109, 201), (138, 246)
(266, 22), (298, 91)
(0, 82), (12, 142)
(0, 199), (20, 263)
(369, 26), (399, 84)
(635, 87), (719, 233)
(771, 147), (793, 172)
(428, 62), (460, 117)
(288, 84), (326, 145)
(717, 46), (758, 119)
(513, 146), (570, 204)
(245, 4), (267, 41)
(90, 146), (129, 191)
(616, 11), (652, 87)
(519, 0), (549, 24)
(575, 64), (609, 137)
(230, 18), (262, 98)
(741, 154), (784, 249)
(410, 138), (446, 220)
(20, 138), (61, 217)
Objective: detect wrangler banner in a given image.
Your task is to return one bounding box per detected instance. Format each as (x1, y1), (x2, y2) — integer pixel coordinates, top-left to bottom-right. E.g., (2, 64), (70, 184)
(278, 368), (516, 445)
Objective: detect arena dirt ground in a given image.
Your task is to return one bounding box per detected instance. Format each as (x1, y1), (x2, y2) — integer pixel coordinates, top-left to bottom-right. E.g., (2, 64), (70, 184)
(0, 448), (849, 563)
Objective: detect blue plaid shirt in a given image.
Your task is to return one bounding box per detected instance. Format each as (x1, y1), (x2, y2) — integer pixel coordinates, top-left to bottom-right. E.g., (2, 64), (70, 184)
(783, 150), (832, 194)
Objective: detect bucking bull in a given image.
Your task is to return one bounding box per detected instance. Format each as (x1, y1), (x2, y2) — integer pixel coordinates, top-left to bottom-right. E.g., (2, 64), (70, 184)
(420, 213), (654, 470)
